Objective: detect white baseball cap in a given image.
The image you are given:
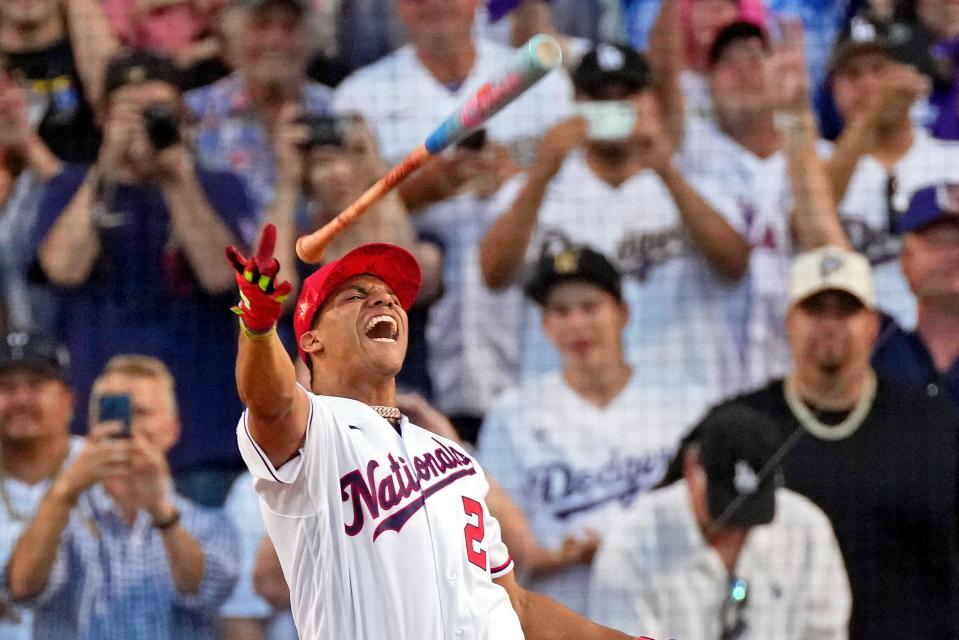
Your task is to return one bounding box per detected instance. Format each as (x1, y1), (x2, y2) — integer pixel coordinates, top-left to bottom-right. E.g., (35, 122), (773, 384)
(787, 246), (876, 309)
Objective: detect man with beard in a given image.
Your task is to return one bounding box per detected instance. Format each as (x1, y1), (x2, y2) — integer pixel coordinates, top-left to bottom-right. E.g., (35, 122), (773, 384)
(0, 333), (81, 640)
(664, 245), (959, 640)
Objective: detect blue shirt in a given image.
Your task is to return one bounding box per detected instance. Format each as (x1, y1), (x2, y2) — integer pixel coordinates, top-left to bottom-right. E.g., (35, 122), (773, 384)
(26, 486), (238, 640)
(186, 72), (333, 214)
(872, 316), (959, 408)
(30, 165), (256, 470)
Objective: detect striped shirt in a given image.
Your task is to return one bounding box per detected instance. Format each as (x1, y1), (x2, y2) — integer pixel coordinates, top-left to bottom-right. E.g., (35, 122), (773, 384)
(24, 484), (238, 640)
(0, 437), (84, 640)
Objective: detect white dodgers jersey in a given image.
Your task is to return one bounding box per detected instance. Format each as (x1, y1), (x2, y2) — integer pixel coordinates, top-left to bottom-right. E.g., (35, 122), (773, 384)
(237, 390), (524, 640)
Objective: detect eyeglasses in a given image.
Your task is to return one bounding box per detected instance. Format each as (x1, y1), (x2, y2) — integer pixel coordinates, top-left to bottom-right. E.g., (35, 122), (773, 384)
(720, 578), (748, 640)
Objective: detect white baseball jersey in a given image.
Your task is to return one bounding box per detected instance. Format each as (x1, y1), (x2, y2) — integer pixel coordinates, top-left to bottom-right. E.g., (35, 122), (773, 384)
(679, 123), (834, 390)
(332, 39), (574, 416)
(492, 149), (748, 410)
(237, 389), (524, 640)
(477, 372), (703, 613)
(837, 128), (959, 329)
(588, 482), (851, 640)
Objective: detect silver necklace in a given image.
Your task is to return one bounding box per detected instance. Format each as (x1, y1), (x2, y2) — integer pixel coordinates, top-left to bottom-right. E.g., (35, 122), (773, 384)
(783, 372), (877, 441)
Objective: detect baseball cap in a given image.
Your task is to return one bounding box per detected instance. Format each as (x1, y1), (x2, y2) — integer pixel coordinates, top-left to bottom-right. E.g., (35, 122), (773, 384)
(828, 14), (897, 77)
(0, 333), (70, 382)
(105, 49), (180, 95)
(707, 21), (769, 68)
(787, 246), (876, 310)
(897, 184), (959, 234)
(293, 243), (422, 362)
(695, 403), (782, 528)
(572, 43), (652, 99)
(525, 246), (622, 306)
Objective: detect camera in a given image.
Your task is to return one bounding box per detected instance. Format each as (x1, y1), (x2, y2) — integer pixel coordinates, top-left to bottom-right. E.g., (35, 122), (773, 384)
(98, 393), (132, 438)
(298, 114), (349, 149)
(456, 129), (487, 151)
(143, 103), (181, 150)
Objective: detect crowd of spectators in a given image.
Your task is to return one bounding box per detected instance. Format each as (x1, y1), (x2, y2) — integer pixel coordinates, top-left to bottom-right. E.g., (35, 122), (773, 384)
(0, 0), (958, 638)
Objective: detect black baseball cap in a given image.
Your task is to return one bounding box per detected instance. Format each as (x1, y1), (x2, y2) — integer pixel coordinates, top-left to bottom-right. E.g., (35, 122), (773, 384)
(828, 15), (899, 77)
(897, 183), (959, 233)
(694, 403), (781, 528)
(525, 246), (622, 306)
(105, 49), (180, 95)
(707, 21), (769, 68)
(0, 333), (70, 382)
(572, 43), (652, 99)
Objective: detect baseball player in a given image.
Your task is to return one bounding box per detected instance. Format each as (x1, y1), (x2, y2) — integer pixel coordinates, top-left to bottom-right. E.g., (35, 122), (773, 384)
(225, 225), (643, 640)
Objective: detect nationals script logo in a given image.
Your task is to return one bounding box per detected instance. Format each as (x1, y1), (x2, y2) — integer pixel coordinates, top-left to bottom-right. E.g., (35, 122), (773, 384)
(340, 438), (476, 540)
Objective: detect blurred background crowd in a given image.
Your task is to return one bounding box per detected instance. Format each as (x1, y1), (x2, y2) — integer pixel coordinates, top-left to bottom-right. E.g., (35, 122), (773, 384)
(0, 0), (958, 638)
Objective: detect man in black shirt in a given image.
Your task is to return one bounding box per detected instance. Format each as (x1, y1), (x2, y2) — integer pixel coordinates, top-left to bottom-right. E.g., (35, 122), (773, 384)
(666, 245), (959, 640)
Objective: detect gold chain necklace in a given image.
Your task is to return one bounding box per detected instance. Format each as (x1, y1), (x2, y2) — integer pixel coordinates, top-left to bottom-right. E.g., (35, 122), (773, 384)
(371, 406), (402, 420)
(783, 372), (877, 441)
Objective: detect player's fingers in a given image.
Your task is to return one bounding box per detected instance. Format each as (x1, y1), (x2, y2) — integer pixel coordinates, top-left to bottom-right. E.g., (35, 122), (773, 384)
(255, 223), (277, 262)
(273, 279), (293, 300)
(225, 245), (249, 275)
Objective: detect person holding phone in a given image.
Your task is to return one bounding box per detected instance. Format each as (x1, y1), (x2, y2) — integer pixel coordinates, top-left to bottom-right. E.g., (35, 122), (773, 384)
(4, 354), (238, 640)
(481, 42), (752, 422)
(31, 48), (256, 505)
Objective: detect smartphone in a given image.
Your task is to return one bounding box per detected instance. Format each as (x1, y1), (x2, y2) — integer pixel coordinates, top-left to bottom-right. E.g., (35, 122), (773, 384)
(575, 101), (637, 141)
(456, 128), (487, 151)
(98, 393), (131, 438)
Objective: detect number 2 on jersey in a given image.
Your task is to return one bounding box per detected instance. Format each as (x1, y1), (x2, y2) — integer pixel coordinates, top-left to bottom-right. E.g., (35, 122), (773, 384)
(462, 497), (487, 569)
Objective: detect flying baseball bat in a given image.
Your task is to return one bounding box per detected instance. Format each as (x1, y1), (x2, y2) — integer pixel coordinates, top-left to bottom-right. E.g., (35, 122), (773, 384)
(295, 34), (563, 264)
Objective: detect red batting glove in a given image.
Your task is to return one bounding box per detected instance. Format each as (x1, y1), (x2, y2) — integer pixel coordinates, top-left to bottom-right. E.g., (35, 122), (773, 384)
(225, 223), (293, 333)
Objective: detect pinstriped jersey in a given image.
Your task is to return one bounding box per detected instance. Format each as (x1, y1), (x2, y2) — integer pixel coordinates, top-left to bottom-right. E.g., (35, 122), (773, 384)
(237, 388), (523, 640)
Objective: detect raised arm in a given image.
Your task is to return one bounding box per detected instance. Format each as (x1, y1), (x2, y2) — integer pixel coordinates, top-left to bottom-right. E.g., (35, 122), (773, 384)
(228, 225), (310, 469)
(637, 110), (749, 280)
(37, 168), (101, 286)
(645, 0), (685, 147)
(480, 116), (587, 289)
(771, 17), (850, 250)
(7, 425), (130, 601)
(159, 146), (245, 294)
(64, 0), (120, 105)
(824, 63), (928, 204)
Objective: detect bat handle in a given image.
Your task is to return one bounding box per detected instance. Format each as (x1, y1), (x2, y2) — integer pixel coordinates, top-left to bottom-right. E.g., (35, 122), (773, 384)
(295, 145), (431, 264)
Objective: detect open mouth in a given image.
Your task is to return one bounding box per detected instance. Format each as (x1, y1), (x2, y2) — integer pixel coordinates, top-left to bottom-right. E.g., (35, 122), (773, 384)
(364, 315), (399, 343)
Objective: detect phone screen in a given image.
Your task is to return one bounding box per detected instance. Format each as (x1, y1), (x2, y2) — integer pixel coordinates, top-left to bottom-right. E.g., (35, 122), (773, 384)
(98, 394), (132, 438)
(576, 101), (637, 141)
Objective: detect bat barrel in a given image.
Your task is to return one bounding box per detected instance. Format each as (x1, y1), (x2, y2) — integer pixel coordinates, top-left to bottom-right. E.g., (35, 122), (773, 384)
(424, 34), (563, 154)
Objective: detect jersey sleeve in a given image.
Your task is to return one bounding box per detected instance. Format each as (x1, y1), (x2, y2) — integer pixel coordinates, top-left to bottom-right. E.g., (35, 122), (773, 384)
(469, 461), (515, 579)
(236, 386), (333, 517)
